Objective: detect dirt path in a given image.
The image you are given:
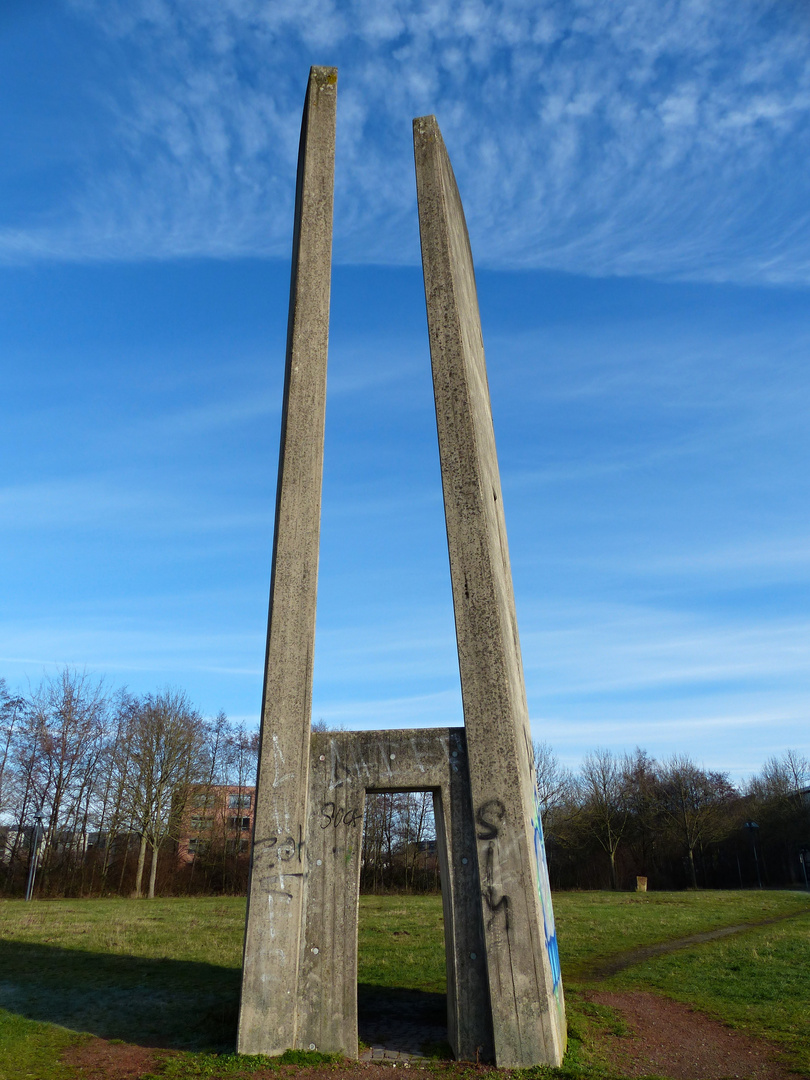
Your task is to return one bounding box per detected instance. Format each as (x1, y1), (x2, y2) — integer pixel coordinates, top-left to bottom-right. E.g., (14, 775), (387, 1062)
(585, 990), (798, 1080)
(575, 906), (809, 1079)
(582, 905), (810, 979)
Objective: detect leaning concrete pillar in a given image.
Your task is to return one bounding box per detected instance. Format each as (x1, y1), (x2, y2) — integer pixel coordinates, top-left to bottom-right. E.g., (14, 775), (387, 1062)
(237, 66), (337, 1056)
(413, 115), (566, 1068)
(432, 735), (495, 1062)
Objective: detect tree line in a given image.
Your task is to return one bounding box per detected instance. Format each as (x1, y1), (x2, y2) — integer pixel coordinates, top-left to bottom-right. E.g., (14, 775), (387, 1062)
(2, 670), (808, 897)
(0, 670), (258, 898)
(535, 743), (810, 891)
(0, 671), (440, 898)
(361, 743), (810, 894)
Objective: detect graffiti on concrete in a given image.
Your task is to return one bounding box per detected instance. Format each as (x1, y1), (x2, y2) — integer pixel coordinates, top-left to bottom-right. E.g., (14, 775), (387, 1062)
(530, 786), (562, 997)
(476, 800), (511, 932)
(319, 803), (362, 829)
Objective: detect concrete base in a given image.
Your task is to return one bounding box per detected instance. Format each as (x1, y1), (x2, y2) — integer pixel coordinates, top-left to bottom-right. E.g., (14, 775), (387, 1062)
(299, 727), (493, 1063)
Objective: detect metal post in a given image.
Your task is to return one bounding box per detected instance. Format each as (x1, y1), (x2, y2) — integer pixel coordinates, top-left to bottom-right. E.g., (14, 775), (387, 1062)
(800, 848), (809, 892)
(25, 811), (43, 901)
(744, 821), (761, 890)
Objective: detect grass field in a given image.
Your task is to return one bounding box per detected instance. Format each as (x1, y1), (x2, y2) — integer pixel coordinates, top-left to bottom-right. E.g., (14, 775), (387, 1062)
(0, 890), (808, 1079)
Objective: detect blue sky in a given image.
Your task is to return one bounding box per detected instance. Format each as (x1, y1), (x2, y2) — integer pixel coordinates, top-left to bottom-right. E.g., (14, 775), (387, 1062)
(2, 0), (809, 781)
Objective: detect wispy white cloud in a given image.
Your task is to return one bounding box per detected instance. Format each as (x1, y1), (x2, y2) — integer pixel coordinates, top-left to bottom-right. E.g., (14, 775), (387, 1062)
(0, 477), (156, 529)
(3, 0), (809, 283)
(515, 534), (810, 588)
(491, 317), (810, 411)
(312, 688), (463, 729)
(0, 474), (270, 532)
(623, 537), (810, 578)
(532, 704), (810, 780)
(326, 342), (424, 396)
(519, 600), (810, 709)
(3, 581), (807, 776)
(309, 598), (810, 775)
(0, 615), (266, 727)
(130, 390), (280, 440)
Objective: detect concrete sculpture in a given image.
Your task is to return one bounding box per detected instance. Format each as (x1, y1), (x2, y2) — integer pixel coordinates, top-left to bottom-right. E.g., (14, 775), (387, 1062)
(237, 67), (565, 1069)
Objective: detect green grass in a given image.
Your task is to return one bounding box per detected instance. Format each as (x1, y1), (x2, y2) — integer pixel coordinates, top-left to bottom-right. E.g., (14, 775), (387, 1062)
(357, 894), (446, 993)
(140, 1050), (345, 1080)
(0, 896), (246, 965)
(553, 890), (810, 1079)
(0, 1010), (86, 1080)
(1, 890), (808, 1079)
(0, 897), (246, 1056)
(551, 888), (810, 975)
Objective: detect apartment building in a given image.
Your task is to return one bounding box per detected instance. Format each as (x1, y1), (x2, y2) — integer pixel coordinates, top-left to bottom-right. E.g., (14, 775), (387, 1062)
(177, 784), (256, 862)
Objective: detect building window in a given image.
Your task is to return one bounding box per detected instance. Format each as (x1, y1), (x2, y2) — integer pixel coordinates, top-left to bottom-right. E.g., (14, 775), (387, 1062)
(228, 793), (251, 810)
(188, 838), (209, 855)
(190, 793), (211, 808)
(228, 816), (251, 831)
(190, 816), (213, 831)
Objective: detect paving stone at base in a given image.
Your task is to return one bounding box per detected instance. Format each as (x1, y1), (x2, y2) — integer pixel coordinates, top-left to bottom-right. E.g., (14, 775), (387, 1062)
(360, 1048), (433, 1063)
(358, 998), (450, 1063)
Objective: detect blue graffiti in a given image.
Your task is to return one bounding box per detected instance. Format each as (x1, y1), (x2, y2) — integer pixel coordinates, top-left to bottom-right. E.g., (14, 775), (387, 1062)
(530, 786), (562, 996)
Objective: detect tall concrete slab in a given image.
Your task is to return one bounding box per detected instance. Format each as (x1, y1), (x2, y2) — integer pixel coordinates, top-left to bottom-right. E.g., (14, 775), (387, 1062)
(413, 115), (566, 1067)
(238, 66), (337, 1056)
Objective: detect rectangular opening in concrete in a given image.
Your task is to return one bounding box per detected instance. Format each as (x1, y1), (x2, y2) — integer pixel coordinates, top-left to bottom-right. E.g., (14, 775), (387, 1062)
(360, 791), (438, 894)
(357, 790), (451, 1061)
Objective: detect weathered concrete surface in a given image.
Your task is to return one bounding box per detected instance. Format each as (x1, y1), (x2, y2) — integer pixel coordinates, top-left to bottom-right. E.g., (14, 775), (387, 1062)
(237, 66), (337, 1057)
(298, 728), (493, 1062)
(413, 114), (566, 1068)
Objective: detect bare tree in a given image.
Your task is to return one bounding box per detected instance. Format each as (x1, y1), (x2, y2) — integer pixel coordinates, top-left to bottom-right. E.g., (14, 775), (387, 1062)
(746, 749), (810, 883)
(398, 791), (435, 890)
(0, 679), (24, 821)
(533, 740), (577, 839)
(622, 747), (662, 880)
(12, 670), (109, 892)
(755, 749), (810, 806)
(222, 721), (259, 885)
(580, 748), (630, 890)
(124, 689), (206, 898)
(89, 690), (139, 894)
(225, 723), (259, 791)
(658, 755), (737, 889)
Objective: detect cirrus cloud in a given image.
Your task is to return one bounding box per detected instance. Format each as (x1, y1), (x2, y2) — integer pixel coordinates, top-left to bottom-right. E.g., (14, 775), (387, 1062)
(3, 0), (810, 284)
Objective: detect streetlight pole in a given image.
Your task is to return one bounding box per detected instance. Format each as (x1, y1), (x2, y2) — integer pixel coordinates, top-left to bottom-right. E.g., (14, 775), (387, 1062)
(25, 810), (44, 901)
(744, 820), (762, 890)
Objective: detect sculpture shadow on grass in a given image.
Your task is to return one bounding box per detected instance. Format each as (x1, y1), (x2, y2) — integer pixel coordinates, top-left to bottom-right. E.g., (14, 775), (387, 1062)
(0, 939), (451, 1059)
(0, 937), (239, 1052)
